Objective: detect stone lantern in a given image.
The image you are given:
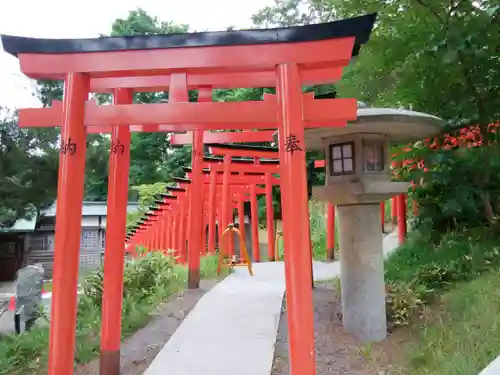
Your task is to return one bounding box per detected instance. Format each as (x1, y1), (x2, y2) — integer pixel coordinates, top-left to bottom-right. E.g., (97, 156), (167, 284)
(305, 103), (446, 342)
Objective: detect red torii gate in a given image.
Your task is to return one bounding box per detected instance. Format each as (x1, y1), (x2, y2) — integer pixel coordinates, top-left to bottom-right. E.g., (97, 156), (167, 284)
(126, 164), (275, 258)
(127, 192), (180, 255)
(170, 130), (277, 259)
(128, 193), (183, 254)
(201, 152), (280, 261)
(126, 172), (269, 260)
(176, 173), (270, 259)
(183, 165), (272, 253)
(1, 13), (376, 375)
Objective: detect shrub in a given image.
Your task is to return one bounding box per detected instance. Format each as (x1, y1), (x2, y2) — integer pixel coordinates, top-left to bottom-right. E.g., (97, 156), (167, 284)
(82, 251), (179, 307)
(399, 143), (500, 236)
(0, 252), (222, 372)
(386, 229), (500, 287)
(385, 282), (429, 328)
(384, 228), (500, 326)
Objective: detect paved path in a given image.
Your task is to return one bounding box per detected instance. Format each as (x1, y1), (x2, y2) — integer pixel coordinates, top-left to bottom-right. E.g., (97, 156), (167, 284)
(144, 231), (400, 375)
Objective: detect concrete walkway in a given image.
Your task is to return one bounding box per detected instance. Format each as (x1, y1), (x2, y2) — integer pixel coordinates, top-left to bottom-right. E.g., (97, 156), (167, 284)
(144, 231), (400, 375)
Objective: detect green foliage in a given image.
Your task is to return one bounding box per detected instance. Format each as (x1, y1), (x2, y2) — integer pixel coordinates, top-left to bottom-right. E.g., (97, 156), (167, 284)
(0, 252), (221, 372)
(252, 0), (318, 27)
(318, 0), (499, 130)
(109, 9), (193, 187)
(274, 200), (337, 260)
(132, 183), (166, 210)
(386, 229), (500, 287)
(126, 182), (166, 227)
(255, 0), (499, 130)
(33, 8), (194, 205)
(84, 134), (111, 201)
(200, 254), (228, 279)
(401, 270), (500, 375)
(309, 200), (329, 259)
(0, 110), (59, 226)
(399, 140), (500, 236)
(384, 228), (500, 326)
(385, 282), (426, 328)
(81, 251), (180, 307)
(110, 8), (188, 36)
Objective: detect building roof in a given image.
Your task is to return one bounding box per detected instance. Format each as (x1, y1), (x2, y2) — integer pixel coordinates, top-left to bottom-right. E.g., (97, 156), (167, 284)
(41, 201), (139, 217)
(1, 201), (140, 233)
(1, 13), (376, 57)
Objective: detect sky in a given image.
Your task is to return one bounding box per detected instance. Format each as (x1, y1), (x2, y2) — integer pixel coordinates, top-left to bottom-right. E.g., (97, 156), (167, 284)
(0, 0), (275, 109)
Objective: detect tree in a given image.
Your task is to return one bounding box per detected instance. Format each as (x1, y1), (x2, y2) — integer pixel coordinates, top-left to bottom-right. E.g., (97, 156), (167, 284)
(35, 9), (194, 201)
(320, 0), (497, 128)
(110, 9), (193, 185)
(254, 0), (499, 129)
(253, 0), (499, 227)
(0, 109), (59, 227)
(126, 182), (166, 228)
(313, 0), (499, 230)
(84, 134), (111, 201)
(252, 0), (320, 27)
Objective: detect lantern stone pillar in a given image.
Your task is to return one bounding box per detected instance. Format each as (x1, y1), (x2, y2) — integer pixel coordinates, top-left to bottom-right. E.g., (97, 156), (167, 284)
(337, 203), (386, 341)
(305, 104), (446, 343)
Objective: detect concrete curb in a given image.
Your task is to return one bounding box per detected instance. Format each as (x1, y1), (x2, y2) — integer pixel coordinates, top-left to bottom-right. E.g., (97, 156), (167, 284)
(479, 356), (500, 375)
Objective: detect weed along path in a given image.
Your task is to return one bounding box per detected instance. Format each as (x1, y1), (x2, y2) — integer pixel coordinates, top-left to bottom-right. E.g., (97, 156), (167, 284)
(142, 231), (400, 375)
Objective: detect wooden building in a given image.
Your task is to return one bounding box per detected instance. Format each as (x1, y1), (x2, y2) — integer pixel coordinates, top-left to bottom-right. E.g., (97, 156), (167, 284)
(0, 202), (139, 280)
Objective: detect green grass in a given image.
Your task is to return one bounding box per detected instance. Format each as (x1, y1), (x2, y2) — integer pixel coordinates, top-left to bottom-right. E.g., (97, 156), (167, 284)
(279, 197), (500, 374)
(382, 228), (500, 374)
(385, 228), (500, 289)
(400, 270), (500, 375)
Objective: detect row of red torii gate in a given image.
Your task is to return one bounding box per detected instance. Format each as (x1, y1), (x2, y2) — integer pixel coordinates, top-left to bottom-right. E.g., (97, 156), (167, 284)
(126, 140), (409, 267)
(1, 11), (434, 375)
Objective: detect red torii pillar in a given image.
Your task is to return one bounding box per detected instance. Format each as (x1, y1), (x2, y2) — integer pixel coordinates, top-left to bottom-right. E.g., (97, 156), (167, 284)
(391, 160), (407, 243)
(40, 73), (90, 375)
(187, 172), (256, 254)
(173, 78), (205, 289)
(138, 174), (263, 261)
(99, 88), (133, 372)
(397, 194), (407, 244)
(276, 64), (317, 371)
(151, 201), (172, 252)
(166, 186), (190, 261)
(136, 190), (184, 259)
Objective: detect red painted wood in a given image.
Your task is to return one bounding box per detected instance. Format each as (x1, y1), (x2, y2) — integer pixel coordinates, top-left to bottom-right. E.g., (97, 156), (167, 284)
(18, 37), (355, 79)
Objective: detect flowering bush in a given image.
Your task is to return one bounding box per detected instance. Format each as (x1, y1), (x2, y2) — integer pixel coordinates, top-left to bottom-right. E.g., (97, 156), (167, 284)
(390, 122), (500, 235)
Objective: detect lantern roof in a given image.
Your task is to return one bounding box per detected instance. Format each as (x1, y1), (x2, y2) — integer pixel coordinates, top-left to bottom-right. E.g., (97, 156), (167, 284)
(1, 13), (376, 58)
(304, 107), (447, 150)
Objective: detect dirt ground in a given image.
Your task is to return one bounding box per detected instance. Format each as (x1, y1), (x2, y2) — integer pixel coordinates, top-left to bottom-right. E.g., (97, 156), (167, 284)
(75, 279), (218, 375)
(271, 283), (406, 375)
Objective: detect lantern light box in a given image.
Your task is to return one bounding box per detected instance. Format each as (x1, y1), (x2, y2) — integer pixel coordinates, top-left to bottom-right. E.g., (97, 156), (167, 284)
(305, 105), (447, 206)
